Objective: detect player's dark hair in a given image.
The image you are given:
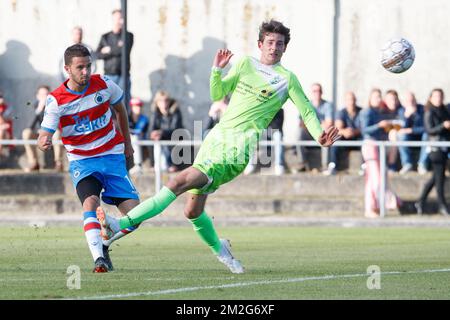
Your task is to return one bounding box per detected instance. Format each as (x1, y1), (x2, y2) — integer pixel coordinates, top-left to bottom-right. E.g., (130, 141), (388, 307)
(258, 20), (290, 45)
(64, 44), (90, 65)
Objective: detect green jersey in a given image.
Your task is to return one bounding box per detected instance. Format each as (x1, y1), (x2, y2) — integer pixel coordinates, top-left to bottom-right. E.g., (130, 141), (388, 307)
(210, 56), (323, 140)
(190, 56), (323, 195)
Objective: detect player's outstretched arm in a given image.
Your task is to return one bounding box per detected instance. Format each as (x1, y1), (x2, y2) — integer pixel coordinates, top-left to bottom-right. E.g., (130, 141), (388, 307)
(318, 126), (341, 147)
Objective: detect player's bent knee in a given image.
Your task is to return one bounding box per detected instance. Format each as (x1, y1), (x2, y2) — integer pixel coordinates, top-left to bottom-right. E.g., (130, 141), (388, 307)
(183, 206), (202, 219)
(166, 178), (184, 195)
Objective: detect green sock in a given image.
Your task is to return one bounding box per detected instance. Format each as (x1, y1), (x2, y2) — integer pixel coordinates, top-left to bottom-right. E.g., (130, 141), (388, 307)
(190, 211), (221, 254)
(119, 186), (177, 229)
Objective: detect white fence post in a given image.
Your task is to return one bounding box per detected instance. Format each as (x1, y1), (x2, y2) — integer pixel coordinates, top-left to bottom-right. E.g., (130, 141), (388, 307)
(153, 142), (162, 192)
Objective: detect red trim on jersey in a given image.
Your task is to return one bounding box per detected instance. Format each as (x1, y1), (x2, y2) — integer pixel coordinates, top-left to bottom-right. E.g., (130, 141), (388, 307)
(51, 84), (81, 105)
(84, 75), (108, 96)
(51, 75), (108, 106)
(62, 119), (114, 146)
(59, 101), (109, 127)
(68, 131), (124, 156)
(83, 222), (101, 232)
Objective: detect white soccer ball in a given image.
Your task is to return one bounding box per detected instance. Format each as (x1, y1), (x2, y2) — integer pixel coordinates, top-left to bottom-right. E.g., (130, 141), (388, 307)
(380, 37), (415, 73)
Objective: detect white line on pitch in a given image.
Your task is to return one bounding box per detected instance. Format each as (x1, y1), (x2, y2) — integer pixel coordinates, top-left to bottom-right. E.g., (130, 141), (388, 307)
(71, 268), (450, 300)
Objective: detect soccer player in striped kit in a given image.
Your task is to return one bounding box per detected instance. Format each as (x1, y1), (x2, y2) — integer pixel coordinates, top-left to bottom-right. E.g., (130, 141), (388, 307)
(38, 44), (140, 273)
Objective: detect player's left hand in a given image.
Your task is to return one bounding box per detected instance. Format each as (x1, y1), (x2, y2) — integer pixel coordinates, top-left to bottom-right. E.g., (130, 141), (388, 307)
(124, 143), (134, 158)
(318, 126), (341, 147)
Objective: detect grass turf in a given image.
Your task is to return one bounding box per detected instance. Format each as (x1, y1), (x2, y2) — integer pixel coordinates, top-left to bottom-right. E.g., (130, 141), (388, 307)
(0, 226), (450, 300)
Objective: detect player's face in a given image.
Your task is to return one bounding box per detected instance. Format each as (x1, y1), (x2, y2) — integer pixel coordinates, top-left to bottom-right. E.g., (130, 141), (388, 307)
(66, 56), (92, 87)
(258, 33), (286, 65)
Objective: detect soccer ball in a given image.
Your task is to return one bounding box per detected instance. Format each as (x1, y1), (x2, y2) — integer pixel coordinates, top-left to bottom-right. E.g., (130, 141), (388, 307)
(380, 38), (415, 73)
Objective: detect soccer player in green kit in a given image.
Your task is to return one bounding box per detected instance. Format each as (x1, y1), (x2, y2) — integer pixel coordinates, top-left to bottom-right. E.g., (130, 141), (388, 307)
(97, 20), (340, 273)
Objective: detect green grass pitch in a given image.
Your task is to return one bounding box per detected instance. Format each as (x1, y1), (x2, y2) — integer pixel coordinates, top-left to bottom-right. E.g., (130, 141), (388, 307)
(1, 225), (450, 300)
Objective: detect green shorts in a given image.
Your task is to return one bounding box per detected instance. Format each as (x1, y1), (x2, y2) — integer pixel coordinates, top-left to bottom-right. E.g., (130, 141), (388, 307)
(189, 127), (258, 195)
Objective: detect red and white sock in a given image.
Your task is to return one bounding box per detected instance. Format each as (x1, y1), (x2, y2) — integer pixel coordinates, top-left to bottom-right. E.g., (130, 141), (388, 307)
(102, 225), (139, 247)
(83, 211), (103, 261)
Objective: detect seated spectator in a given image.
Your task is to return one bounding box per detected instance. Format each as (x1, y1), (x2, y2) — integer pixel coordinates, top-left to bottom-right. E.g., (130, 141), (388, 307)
(360, 88), (402, 218)
(203, 96), (229, 139)
(323, 91), (362, 175)
(392, 92), (429, 175)
(22, 85), (64, 172)
(244, 108), (286, 175)
(128, 97), (150, 175)
(0, 90), (14, 157)
(149, 90), (183, 173)
(298, 83), (334, 171)
(383, 89), (404, 173)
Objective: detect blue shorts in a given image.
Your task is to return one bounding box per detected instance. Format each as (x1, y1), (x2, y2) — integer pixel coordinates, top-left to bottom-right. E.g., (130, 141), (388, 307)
(69, 154), (139, 205)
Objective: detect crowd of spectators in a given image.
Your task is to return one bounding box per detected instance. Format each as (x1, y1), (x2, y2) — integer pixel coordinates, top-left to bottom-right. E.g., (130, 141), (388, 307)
(0, 9), (449, 187)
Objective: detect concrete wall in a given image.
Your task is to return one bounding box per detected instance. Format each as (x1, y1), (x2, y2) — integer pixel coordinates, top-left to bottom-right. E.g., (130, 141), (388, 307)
(337, 0), (450, 111)
(0, 0), (449, 143)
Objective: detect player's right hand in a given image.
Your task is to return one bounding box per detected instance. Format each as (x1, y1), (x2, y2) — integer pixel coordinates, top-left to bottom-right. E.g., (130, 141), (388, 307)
(213, 49), (233, 69)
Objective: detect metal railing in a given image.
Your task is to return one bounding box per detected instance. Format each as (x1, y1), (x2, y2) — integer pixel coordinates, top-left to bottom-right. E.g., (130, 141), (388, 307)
(1, 138), (449, 218)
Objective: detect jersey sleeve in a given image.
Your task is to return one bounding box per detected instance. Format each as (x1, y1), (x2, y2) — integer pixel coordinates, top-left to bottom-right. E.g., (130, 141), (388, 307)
(102, 75), (124, 105)
(40, 95), (60, 133)
(210, 57), (245, 101)
(288, 74), (323, 141)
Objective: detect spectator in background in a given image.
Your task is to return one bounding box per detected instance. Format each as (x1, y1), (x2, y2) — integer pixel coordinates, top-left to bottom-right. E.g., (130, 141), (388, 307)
(149, 90), (183, 173)
(0, 90), (13, 157)
(244, 108), (286, 175)
(22, 85), (64, 172)
(96, 9), (133, 113)
(298, 83), (334, 171)
(128, 97), (149, 175)
(323, 91), (362, 175)
(383, 89), (404, 173)
(60, 26), (96, 82)
(415, 88), (450, 216)
(203, 96), (229, 139)
(392, 92), (429, 175)
(360, 88), (402, 218)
